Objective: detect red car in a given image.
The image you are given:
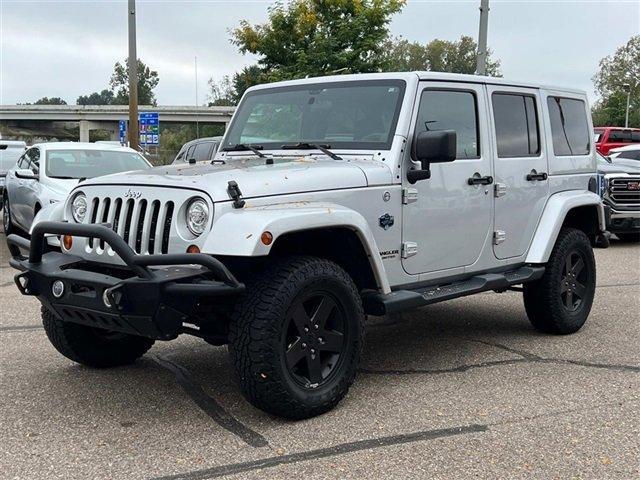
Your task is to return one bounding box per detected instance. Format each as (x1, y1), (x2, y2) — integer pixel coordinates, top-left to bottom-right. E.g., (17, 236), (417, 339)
(594, 127), (640, 155)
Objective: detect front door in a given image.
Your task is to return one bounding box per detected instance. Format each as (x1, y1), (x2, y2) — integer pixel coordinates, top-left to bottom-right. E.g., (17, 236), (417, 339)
(487, 87), (549, 259)
(402, 82), (493, 275)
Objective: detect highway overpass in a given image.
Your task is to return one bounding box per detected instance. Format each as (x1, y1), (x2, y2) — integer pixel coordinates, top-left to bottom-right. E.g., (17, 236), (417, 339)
(0, 105), (236, 141)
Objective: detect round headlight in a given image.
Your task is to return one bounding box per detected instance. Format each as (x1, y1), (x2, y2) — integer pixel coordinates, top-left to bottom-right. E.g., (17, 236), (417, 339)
(71, 192), (87, 223)
(186, 198), (209, 236)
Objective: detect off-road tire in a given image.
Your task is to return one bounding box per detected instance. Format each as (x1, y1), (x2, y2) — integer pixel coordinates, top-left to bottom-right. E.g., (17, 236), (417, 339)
(42, 307), (155, 368)
(228, 256), (364, 419)
(616, 232), (640, 243)
(523, 228), (596, 334)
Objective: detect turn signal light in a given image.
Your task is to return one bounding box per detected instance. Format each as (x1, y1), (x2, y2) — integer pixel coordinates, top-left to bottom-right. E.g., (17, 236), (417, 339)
(62, 235), (73, 250)
(261, 231), (274, 246)
(186, 244), (200, 254)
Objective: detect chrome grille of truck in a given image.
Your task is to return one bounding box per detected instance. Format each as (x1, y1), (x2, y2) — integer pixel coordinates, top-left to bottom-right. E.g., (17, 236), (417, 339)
(86, 196), (174, 254)
(609, 177), (640, 207)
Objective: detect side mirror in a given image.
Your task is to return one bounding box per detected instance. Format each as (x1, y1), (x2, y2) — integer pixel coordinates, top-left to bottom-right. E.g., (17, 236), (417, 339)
(15, 169), (39, 181)
(408, 130), (457, 184)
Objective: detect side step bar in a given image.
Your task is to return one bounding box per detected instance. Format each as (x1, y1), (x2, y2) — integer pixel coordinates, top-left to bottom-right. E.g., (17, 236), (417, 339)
(363, 266), (545, 316)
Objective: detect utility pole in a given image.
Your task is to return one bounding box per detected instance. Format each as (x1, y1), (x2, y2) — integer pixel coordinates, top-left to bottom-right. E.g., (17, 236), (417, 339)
(195, 56), (200, 139)
(127, 0), (139, 150)
(476, 0), (490, 76)
(623, 83), (631, 128)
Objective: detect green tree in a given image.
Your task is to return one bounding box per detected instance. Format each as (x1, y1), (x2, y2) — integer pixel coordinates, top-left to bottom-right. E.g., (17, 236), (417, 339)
(76, 89), (115, 105)
(207, 75), (236, 106)
(109, 58), (160, 106)
(231, 0), (405, 82)
(592, 35), (639, 127)
(33, 96), (68, 105)
(380, 35), (501, 76)
(232, 65), (266, 101)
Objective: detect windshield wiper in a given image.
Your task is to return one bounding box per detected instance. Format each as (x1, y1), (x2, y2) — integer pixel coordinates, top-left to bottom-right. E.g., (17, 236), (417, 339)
(281, 143), (342, 161)
(221, 143), (266, 158)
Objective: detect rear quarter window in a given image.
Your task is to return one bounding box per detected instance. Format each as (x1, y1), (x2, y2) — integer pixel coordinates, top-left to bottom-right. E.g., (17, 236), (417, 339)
(547, 97), (590, 156)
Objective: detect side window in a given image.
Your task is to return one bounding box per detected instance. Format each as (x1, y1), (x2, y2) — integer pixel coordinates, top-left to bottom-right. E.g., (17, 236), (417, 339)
(631, 131), (640, 142)
(608, 130), (627, 142)
(618, 150), (640, 160)
(28, 148), (40, 172)
(547, 97), (590, 156)
(415, 90), (479, 159)
(492, 93), (540, 157)
(185, 144), (196, 161)
(193, 142), (213, 161)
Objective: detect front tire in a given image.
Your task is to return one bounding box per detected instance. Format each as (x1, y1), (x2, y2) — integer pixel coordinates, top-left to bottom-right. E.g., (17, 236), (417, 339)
(3, 193), (14, 236)
(523, 228), (596, 334)
(228, 256), (364, 419)
(42, 307), (155, 368)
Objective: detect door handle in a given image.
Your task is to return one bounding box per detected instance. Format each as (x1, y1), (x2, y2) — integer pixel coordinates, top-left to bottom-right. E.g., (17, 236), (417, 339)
(467, 173), (494, 185)
(526, 170), (548, 181)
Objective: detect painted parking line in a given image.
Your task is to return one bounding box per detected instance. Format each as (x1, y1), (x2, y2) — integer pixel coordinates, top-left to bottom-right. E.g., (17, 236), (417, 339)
(153, 354), (269, 448)
(153, 424), (487, 480)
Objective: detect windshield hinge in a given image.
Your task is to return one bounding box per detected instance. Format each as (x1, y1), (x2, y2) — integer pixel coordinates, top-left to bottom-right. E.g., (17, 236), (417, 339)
(227, 181), (245, 209)
(402, 188), (418, 205)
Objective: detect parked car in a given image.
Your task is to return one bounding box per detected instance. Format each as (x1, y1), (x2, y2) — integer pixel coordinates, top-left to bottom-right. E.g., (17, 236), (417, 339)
(594, 126), (640, 155)
(0, 140), (27, 208)
(172, 136), (223, 164)
(597, 152), (640, 242)
(609, 143), (640, 161)
(3, 142), (151, 235)
(9, 72), (608, 419)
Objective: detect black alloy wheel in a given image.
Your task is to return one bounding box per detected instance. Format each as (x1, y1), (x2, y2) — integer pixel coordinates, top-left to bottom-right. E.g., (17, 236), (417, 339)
(283, 292), (347, 388)
(560, 250), (588, 312)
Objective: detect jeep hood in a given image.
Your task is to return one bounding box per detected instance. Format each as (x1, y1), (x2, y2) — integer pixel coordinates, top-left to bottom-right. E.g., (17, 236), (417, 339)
(80, 156), (390, 202)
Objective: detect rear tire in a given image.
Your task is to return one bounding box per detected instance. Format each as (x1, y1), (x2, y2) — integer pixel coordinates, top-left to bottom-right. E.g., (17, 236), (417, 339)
(42, 307), (155, 368)
(523, 228), (596, 334)
(228, 256), (364, 419)
(616, 232), (640, 243)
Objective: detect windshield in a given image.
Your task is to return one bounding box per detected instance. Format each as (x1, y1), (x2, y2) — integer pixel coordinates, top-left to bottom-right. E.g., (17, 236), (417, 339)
(223, 80), (406, 151)
(46, 149), (149, 179)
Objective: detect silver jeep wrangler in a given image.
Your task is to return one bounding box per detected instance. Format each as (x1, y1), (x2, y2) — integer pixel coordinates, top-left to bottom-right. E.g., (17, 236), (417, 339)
(9, 72), (608, 419)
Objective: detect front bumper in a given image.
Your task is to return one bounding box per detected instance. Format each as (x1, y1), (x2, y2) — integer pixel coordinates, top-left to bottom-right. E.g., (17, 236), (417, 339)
(604, 205), (640, 233)
(8, 222), (244, 340)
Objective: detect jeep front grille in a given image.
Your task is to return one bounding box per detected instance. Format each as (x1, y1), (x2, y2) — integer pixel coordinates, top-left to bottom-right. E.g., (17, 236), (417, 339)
(86, 196), (174, 254)
(609, 177), (640, 207)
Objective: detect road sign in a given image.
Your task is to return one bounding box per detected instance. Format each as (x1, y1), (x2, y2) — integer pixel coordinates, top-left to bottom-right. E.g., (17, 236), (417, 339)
(139, 112), (159, 145)
(119, 120), (127, 144)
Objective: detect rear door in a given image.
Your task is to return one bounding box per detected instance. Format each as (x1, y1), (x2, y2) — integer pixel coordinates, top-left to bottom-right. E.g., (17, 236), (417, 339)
(488, 87), (549, 259)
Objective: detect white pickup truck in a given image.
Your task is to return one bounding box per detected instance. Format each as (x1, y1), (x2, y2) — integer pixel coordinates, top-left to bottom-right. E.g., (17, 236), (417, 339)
(9, 72), (608, 419)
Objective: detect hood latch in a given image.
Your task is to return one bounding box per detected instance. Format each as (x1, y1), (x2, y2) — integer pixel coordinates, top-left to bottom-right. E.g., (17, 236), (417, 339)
(227, 181), (246, 209)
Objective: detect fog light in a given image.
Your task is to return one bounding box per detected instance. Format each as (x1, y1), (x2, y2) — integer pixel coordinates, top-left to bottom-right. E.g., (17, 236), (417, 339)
(62, 235), (73, 250)
(51, 280), (65, 298)
(261, 231), (273, 246)
(186, 244), (200, 254)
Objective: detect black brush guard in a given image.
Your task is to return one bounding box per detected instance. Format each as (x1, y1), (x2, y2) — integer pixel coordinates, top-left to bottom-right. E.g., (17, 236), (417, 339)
(7, 222), (244, 340)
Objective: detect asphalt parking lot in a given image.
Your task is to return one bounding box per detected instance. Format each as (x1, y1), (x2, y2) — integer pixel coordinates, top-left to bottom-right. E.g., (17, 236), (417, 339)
(0, 230), (638, 480)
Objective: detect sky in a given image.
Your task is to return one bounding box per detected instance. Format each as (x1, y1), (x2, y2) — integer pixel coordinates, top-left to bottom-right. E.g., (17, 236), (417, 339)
(1, 0), (639, 106)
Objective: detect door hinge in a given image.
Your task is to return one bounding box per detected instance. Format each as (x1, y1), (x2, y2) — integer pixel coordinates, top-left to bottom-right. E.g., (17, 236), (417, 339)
(402, 187), (418, 205)
(494, 183), (507, 198)
(401, 241), (418, 258)
(493, 230), (507, 245)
